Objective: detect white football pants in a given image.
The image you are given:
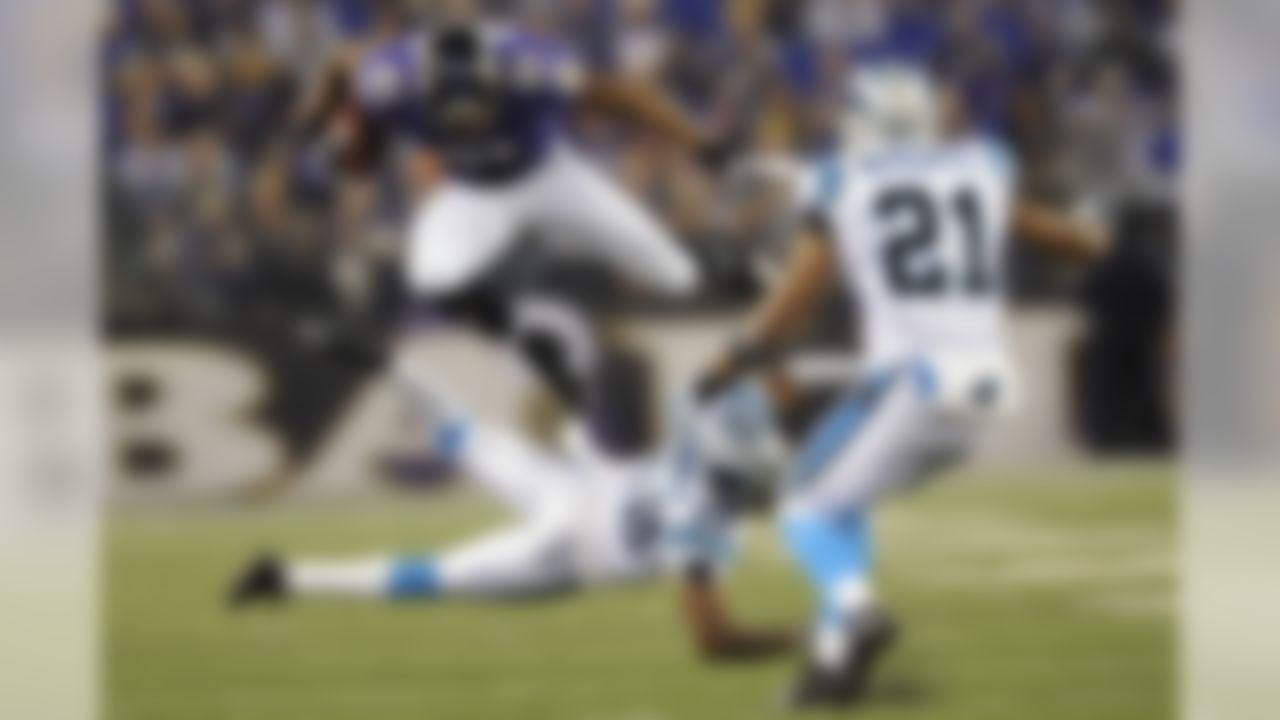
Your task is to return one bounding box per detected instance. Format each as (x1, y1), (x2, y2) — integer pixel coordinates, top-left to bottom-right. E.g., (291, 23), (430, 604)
(406, 144), (700, 298)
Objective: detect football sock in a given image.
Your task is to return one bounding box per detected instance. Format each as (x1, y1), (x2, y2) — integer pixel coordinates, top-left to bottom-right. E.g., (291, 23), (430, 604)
(286, 556), (441, 601)
(781, 509), (876, 670)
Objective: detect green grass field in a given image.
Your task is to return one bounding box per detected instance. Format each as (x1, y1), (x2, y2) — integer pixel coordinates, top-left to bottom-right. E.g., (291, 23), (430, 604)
(108, 464), (1174, 720)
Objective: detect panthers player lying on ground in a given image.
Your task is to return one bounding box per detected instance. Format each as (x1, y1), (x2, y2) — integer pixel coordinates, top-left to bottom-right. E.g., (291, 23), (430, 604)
(698, 65), (1107, 706)
(230, 360), (796, 663)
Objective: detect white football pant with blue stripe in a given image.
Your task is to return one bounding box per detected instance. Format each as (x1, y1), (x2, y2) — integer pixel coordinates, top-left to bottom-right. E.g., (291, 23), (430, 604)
(286, 410), (685, 602)
(287, 420), (582, 601)
(781, 358), (1001, 670)
(785, 362), (981, 518)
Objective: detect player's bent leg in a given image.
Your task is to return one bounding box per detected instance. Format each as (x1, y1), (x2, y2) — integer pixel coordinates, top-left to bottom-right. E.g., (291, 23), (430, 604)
(406, 183), (524, 297)
(507, 292), (660, 458)
(509, 294), (599, 410)
(776, 369), (937, 706)
(788, 368), (963, 516)
(779, 364), (986, 706)
(534, 148), (701, 297)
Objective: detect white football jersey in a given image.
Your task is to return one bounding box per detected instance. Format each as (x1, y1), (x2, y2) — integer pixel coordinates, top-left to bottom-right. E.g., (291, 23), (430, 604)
(567, 457), (733, 584)
(802, 137), (1017, 376)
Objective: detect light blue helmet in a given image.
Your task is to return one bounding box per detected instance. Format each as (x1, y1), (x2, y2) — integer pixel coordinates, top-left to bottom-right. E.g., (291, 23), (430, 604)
(843, 63), (941, 154)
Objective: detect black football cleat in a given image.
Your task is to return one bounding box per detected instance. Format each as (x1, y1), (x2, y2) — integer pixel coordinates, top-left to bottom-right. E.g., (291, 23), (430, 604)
(783, 607), (900, 711)
(228, 554), (287, 609)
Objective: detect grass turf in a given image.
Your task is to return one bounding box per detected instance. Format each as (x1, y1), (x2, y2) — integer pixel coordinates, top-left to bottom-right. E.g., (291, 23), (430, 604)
(107, 463), (1174, 720)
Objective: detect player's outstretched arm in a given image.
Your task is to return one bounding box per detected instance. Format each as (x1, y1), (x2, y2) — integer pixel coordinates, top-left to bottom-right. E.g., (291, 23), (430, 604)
(579, 74), (707, 153)
(1013, 199), (1109, 263)
(679, 566), (798, 663)
(699, 228), (836, 398)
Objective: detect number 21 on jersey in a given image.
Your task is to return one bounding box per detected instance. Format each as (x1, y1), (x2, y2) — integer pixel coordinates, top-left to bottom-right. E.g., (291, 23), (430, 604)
(875, 184), (998, 298)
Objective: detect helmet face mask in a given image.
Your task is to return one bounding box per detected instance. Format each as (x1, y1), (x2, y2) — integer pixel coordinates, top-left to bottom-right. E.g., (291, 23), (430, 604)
(426, 25), (504, 131)
(434, 25), (481, 70)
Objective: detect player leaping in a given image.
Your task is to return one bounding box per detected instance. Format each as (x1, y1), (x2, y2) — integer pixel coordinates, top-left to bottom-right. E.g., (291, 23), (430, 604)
(697, 65), (1107, 708)
(305, 14), (724, 457)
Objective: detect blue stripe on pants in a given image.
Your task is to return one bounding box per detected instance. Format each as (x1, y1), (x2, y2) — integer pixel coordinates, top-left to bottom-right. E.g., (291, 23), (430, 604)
(791, 374), (893, 491)
(387, 556), (442, 599)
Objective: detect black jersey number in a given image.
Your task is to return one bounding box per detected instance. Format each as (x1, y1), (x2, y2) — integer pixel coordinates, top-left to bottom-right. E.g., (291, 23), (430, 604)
(877, 186), (994, 297)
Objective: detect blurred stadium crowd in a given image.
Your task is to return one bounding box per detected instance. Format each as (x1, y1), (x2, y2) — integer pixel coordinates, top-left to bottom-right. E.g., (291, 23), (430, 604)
(102, 0), (1179, 452)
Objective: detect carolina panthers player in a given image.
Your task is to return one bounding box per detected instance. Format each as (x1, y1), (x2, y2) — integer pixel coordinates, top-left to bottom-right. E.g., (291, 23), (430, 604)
(306, 14), (723, 458)
(698, 65), (1107, 707)
(230, 361), (797, 663)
